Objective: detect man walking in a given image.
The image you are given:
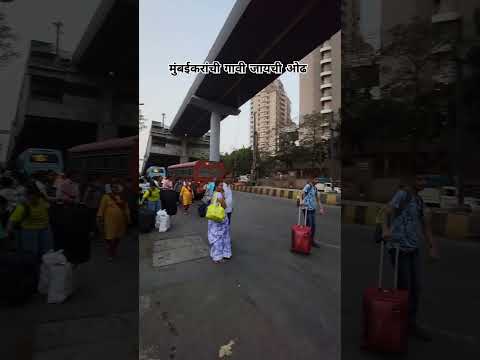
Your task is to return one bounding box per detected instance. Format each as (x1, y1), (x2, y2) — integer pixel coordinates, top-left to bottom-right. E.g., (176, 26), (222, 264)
(382, 174), (439, 341)
(301, 176), (324, 248)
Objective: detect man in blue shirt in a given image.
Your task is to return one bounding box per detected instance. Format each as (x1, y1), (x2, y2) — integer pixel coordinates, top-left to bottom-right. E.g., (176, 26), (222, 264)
(301, 176), (324, 248)
(382, 175), (439, 341)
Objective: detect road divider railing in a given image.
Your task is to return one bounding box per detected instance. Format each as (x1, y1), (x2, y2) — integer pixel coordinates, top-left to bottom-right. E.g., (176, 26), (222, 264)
(342, 200), (480, 241)
(231, 184), (341, 206)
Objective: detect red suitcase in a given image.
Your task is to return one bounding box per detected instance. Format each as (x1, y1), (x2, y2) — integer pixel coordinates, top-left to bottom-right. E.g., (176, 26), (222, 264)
(362, 241), (409, 353)
(291, 207), (312, 254)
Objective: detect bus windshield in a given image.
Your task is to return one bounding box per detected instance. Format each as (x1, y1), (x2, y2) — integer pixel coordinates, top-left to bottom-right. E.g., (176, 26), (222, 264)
(30, 154), (59, 164)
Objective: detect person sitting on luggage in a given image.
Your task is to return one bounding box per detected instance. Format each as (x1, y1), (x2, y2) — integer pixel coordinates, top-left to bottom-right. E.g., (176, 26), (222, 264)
(141, 181), (161, 214)
(381, 174), (439, 342)
(7, 183), (53, 260)
(301, 176), (324, 248)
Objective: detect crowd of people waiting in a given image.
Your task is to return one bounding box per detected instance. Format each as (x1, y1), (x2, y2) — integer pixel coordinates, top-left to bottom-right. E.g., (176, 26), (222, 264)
(138, 175), (234, 264)
(0, 169), (136, 263)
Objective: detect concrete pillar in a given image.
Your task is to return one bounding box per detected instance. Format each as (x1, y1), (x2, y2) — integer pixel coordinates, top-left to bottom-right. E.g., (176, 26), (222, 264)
(180, 138), (189, 163)
(97, 86), (118, 140)
(209, 112), (221, 162)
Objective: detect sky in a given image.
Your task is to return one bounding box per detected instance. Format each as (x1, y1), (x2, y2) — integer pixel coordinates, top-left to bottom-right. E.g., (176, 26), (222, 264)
(139, 0), (299, 158)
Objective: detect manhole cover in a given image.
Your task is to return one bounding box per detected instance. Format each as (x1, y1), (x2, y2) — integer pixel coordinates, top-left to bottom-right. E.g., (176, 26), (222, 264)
(152, 235), (209, 267)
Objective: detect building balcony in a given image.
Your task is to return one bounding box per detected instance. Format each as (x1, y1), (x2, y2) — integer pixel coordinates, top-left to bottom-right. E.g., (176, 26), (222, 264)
(320, 83), (332, 90)
(321, 96), (333, 102)
(320, 58), (332, 65)
(321, 109), (333, 114)
(321, 70), (333, 77)
(320, 46), (332, 53)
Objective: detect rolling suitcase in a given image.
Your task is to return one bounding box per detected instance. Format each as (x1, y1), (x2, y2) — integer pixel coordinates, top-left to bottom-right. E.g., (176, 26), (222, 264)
(139, 207), (155, 233)
(362, 241), (408, 353)
(291, 207), (311, 254)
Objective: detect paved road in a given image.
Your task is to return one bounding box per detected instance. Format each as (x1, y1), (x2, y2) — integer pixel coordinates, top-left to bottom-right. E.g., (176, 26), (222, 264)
(140, 191), (341, 360)
(342, 224), (480, 359)
(0, 230), (139, 360)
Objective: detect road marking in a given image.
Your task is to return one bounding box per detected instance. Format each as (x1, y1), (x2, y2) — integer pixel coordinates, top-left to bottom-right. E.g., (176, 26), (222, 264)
(318, 242), (340, 250)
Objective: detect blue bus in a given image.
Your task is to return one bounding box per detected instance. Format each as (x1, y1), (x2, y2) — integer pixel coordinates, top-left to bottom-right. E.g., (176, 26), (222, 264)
(16, 148), (64, 176)
(145, 166), (166, 180)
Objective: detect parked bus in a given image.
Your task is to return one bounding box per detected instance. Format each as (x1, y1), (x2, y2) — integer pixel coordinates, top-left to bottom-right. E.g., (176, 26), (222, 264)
(145, 166), (167, 180)
(16, 148), (64, 176)
(67, 136), (139, 188)
(167, 160), (225, 197)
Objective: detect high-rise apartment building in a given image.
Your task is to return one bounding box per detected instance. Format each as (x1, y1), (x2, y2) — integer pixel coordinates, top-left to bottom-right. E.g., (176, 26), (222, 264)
(299, 31), (341, 144)
(250, 79), (293, 155)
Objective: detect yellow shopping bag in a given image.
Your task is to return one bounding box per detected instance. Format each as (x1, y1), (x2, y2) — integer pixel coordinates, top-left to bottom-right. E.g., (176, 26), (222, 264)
(206, 203), (225, 222)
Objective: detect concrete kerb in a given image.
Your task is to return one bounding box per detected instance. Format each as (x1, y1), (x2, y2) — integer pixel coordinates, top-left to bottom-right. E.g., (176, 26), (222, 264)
(231, 184), (341, 206)
(231, 185), (479, 240)
(341, 200), (480, 241)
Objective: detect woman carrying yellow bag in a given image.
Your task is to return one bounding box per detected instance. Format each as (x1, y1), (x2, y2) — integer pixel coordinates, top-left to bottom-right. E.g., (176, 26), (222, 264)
(207, 182), (231, 264)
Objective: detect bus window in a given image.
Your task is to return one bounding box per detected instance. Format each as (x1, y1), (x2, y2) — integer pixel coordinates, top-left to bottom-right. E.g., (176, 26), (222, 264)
(199, 168), (221, 177)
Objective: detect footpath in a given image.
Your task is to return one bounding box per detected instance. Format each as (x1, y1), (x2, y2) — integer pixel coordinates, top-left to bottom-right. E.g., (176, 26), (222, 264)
(0, 230), (138, 360)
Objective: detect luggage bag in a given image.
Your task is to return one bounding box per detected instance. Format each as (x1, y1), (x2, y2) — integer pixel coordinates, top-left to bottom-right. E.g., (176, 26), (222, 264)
(291, 207), (311, 254)
(362, 241), (409, 353)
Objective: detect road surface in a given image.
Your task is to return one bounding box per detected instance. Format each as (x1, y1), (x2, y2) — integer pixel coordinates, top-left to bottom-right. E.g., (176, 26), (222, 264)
(140, 191), (341, 360)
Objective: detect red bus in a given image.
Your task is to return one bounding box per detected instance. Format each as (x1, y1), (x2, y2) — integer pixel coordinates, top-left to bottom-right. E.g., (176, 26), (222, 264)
(167, 160), (225, 196)
(67, 136), (139, 188)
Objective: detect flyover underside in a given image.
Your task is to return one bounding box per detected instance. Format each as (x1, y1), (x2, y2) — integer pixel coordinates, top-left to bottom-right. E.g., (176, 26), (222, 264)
(171, 0), (340, 137)
(145, 154), (181, 170)
(11, 116), (98, 161)
(76, 0), (138, 84)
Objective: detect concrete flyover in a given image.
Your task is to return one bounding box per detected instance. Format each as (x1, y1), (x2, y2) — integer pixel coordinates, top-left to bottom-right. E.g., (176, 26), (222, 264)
(143, 121), (210, 170)
(169, 0), (340, 161)
(73, 0), (138, 139)
(8, 0), (138, 163)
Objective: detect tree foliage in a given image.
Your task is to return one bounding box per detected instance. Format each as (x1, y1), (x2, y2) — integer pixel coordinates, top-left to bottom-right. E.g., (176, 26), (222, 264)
(221, 147), (252, 177)
(300, 112), (329, 168)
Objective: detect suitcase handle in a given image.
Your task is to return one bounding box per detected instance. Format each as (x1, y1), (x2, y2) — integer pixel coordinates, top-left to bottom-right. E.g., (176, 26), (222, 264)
(378, 240), (400, 290)
(297, 206), (308, 226)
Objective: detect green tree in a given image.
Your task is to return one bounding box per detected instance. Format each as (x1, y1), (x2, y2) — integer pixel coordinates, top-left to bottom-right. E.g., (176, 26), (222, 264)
(276, 129), (299, 170)
(221, 147), (253, 177)
(300, 112), (328, 169)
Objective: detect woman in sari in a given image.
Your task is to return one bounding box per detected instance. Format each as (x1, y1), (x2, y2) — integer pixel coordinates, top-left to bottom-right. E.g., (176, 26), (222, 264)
(179, 181), (194, 214)
(207, 181), (232, 264)
(97, 181), (131, 261)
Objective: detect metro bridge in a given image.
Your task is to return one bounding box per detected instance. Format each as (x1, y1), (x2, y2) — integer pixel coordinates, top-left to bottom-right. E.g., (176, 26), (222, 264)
(169, 0), (340, 162)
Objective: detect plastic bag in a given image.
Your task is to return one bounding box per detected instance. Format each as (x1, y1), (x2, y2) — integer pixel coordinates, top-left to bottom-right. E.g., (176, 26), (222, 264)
(156, 210), (170, 232)
(39, 250), (74, 303)
(47, 262), (73, 304)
